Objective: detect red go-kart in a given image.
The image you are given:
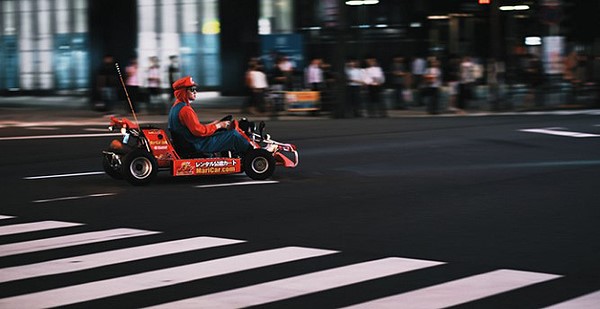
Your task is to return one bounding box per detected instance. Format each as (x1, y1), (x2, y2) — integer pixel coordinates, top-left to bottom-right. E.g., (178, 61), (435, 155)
(102, 116), (298, 185)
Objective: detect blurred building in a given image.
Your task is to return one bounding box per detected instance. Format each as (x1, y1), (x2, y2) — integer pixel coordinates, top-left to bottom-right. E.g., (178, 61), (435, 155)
(0, 0), (89, 92)
(0, 0), (597, 95)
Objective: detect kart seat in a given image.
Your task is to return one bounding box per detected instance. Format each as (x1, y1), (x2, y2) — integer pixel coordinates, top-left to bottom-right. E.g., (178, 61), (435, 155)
(169, 130), (199, 159)
(169, 130), (219, 159)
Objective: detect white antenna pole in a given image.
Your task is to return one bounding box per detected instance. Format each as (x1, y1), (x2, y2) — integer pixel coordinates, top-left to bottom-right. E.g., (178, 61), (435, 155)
(115, 63), (140, 126)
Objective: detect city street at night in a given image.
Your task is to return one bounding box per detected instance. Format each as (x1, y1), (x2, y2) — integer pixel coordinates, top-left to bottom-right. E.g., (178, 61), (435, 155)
(1, 111), (599, 308)
(2, 0), (600, 306)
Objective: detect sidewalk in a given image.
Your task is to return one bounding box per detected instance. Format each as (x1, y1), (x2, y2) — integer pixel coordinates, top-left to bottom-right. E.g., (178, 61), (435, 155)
(0, 93), (428, 124)
(1, 89), (598, 125)
(0, 94), (242, 123)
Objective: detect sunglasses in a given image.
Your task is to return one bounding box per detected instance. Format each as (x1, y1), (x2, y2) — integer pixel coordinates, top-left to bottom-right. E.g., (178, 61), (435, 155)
(188, 87), (197, 93)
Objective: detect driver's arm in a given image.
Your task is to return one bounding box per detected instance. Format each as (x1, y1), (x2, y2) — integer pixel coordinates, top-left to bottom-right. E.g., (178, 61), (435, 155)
(178, 105), (219, 137)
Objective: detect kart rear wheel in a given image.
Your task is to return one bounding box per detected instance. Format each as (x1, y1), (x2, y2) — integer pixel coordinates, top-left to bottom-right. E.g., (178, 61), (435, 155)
(121, 150), (158, 186)
(102, 154), (123, 180)
(243, 149), (275, 180)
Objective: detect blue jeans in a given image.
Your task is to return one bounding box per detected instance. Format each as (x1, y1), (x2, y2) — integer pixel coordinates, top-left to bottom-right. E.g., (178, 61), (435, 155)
(193, 130), (251, 154)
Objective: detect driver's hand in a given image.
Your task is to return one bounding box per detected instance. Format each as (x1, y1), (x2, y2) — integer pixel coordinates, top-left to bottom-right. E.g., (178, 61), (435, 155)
(217, 120), (231, 129)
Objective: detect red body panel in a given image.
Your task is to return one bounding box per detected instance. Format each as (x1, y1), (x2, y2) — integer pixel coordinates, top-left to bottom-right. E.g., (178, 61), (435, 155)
(142, 128), (179, 168)
(142, 128), (244, 176)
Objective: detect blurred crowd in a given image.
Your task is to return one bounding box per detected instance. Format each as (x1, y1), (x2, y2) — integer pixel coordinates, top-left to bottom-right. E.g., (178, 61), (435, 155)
(242, 49), (600, 117)
(94, 54), (181, 115)
(93, 48), (600, 117)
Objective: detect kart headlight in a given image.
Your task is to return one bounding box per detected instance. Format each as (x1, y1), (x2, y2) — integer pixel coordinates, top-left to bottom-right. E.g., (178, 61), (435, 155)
(110, 139), (123, 150)
(266, 143), (277, 152)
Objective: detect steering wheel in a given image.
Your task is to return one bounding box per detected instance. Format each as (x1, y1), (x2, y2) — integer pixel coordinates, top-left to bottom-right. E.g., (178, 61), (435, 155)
(215, 115), (234, 132)
(220, 115), (233, 122)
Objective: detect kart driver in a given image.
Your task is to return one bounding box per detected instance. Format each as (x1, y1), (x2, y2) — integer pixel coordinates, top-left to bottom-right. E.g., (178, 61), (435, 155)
(168, 76), (251, 154)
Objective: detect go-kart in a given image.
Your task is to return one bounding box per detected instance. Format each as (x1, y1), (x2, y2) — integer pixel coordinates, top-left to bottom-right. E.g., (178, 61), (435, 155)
(102, 116), (298, 185)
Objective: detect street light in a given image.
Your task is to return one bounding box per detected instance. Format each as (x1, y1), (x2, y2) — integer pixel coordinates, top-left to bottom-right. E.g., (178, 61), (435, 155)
(345, 0), (379, 6)
(345, 0), (379, 57)
(499, 5), (530, 11)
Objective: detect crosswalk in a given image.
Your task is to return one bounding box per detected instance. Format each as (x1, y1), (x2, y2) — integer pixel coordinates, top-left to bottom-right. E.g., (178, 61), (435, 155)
(343, 270), (559, 309)
(1, 214), (598, 308)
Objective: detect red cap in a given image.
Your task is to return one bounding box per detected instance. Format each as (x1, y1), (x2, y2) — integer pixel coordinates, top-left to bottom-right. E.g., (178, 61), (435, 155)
(172, 76), (197, 90)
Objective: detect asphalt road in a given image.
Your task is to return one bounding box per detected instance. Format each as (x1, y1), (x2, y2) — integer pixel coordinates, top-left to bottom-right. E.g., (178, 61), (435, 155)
(1, 112), (600, 308)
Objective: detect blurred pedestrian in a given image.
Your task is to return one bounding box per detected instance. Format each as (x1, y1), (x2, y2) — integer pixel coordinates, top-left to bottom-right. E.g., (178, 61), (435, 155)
(345, 58), (364, 117)
(168, 55), (181, 101)
(271, 55), (287, 92)
(458, 56), (476, 111)
(278, 55), (295, 90)
(563, 49), (579, 104)
(305, 58), (324, 91)
(422, 58), (443, 115)
(241, 59), (256, 114)
(487, 58), (505, 111)
(125, 58), (140, 113)
(411, 56), (427, 106)
(593, 55), (600, 107)
(95, 54), (118, 113)
(525, 54), (544, 108)
(147, 56), (165, 114)
(391, 55), (408, 109)
(564, 49), (589, 105)
(247, 61), (269, 114)
(363, 57), (387, 118)
(321, 59), (336, 112)
(443, 55), (461, 114)
(270, 56), (287, 113)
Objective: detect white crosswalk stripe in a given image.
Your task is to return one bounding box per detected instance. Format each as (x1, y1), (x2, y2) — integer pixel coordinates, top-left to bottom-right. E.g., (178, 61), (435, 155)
(343, 269), (561, 309)
(147, 257), (444, 308)
(0, 215), (598, 308)
(0, 220), (83, 236)
(0, 228), (159, 257)
(0, 236), (244, 283)
(545, 290), (600, 308)
(0, 246), (336, 308)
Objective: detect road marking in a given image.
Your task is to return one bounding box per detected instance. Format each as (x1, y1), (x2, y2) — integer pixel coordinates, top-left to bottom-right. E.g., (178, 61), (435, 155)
(0, 246), (336, 309)
(0, 133), (122, 141)
(0, 221), (83, 236)
(149, 257), (445, 308)
(27, 127), (59, 130)
(0, 236), (245, 284)
(0, 121), (109, 129)
(545, 290), (600, 308)
(0, 217), (592, 308)
(24, 171), (105, 180)
(0, 228), (159, 258)
(520, 128), (600, 138)
(344, 269), (561, 309)
(32, 193), (116, 204)
(470, 160), (600, 170)
(196, 180), (279, 188)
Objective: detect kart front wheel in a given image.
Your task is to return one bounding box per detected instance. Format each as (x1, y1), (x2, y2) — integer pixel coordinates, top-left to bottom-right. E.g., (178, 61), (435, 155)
(243, 149), (276, 180)
(102, 154), (123, 180)
(121, 150), (158, 186)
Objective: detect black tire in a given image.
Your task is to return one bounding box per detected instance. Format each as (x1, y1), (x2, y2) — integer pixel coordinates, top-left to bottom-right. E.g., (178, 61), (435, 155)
(102, 154), (123, 180)
(243, 149), (276, 180)
(121, 150), (158, 186)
